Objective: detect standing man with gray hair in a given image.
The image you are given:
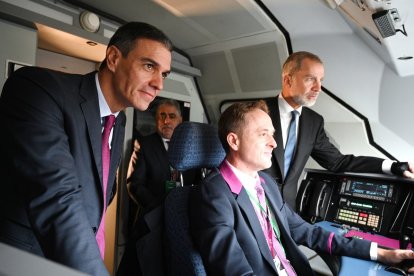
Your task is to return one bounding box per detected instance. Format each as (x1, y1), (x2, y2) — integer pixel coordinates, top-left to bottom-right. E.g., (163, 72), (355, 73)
(264, 51), (414, 209)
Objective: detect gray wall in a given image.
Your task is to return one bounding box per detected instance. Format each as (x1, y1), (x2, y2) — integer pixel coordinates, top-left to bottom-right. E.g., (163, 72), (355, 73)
(0, 19), (37, 93)
(263, 0), (414, 161)
(379, 67), (414, 159)
(36, 48), (97, 74)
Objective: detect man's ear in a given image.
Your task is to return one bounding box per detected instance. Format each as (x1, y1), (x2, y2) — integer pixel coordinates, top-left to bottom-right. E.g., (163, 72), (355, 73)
(283, 74), (292, 87)
(227, 132), (239, 151)
(106, 45), (121, 72)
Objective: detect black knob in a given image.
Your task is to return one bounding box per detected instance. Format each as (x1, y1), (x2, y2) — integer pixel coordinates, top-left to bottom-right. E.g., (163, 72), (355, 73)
(400, 234), (410, 249)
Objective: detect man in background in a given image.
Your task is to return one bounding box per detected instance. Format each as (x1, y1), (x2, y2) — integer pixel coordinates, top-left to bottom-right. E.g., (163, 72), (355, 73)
(0, 22), (172, 275)
(264, 51), (414, 209)
(130, 99), (198, 216)
(120, 99), (200, 276)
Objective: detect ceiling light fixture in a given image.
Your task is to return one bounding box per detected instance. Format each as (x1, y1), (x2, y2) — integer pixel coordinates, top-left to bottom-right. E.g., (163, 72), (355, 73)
(79, 11), (100, 33)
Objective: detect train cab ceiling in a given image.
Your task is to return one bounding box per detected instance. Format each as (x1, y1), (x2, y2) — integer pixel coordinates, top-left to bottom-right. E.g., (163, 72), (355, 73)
(335, 0), (413, 77)
(59, 0), (413, 77)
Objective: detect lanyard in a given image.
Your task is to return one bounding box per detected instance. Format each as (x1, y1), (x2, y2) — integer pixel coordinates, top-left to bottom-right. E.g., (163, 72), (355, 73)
(245, 188), (282, 242)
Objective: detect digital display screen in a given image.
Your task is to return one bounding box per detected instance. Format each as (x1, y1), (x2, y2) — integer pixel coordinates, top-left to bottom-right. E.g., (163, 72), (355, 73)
(350, 201), (373, 209)
(350, 181), (389, 198)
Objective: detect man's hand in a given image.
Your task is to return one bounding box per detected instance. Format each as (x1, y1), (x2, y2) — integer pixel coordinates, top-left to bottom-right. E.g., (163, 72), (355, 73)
(391, 162), (414, 179)
(377, 248), (414, 273)
(127, 139), (140, 180)
(403, 162), (414, 179)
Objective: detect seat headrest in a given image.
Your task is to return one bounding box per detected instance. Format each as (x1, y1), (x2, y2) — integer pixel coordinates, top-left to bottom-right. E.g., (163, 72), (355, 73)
(168, 122), (225, 171)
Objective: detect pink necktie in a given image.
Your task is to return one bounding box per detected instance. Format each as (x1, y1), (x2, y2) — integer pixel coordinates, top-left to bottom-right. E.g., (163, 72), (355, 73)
(96, 115), (115, 259)
(255, 181), (296, 276)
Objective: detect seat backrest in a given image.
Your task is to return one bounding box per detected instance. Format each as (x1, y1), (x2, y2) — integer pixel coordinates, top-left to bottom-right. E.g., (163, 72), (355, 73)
(164, 186), (206, 276)
(168, 121), (225, 172)
(165, 122), (225, 275)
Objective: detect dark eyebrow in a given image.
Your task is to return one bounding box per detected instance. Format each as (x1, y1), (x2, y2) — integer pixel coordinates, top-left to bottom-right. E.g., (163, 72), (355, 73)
(140, 57), (157, 65)
(140, 57), (171, 75)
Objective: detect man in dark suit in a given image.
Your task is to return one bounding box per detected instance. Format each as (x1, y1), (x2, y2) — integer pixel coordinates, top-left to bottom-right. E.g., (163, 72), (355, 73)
(264, 51), (414, 209)
(130, 99), (201, 215)
(189, 100), (414, 275)
(0, 22), (172, 275)
(120, 99), (200, 276)
(130, 99), (185, 213)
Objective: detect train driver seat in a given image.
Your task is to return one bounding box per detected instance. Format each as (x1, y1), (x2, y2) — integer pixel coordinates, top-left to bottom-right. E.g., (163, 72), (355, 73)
(165, 121), (226, 275)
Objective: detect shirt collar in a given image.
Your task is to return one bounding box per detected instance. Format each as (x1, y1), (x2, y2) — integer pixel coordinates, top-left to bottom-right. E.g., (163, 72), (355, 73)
(95, 73), (119, 119)
(161, 137), (170, 150)
(278, 93), (302, 116)
(220, 160), (259, 195)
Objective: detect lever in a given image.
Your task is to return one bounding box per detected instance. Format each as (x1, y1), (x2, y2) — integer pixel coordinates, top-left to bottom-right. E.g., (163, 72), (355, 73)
(400, 226), (414, 249)
(400, 235), (411, 250)
(385, 266), (407, 276)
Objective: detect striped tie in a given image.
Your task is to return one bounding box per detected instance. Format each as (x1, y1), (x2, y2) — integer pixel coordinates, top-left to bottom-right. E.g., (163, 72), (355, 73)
(255, 181), (296, 275)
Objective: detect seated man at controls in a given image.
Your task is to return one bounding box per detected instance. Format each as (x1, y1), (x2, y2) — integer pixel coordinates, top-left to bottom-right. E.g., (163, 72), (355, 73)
(189, 100), (414, 275)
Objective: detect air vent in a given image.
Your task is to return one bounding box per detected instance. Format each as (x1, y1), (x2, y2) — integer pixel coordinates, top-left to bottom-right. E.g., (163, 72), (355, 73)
(372, 10), (396, 38)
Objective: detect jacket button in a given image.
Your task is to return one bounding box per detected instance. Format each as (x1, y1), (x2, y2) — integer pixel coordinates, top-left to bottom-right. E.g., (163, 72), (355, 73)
(92, 227), (97, 233)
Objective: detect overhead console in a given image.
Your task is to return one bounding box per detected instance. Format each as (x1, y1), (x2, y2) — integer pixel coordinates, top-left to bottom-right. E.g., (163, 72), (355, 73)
(297, 169), (414, 245)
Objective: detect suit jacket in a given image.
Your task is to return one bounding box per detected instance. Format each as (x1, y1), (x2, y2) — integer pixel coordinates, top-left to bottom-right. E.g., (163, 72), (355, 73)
(120, 133), (200, 275)
(189, 162), (372, 275)
(0, 67), (126, 275)
(263, 96), (384, 209)
(130, 132), (200, 211)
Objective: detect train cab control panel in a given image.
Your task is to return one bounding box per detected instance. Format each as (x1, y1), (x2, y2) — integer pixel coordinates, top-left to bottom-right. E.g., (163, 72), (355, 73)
(297, 169), (414, 247)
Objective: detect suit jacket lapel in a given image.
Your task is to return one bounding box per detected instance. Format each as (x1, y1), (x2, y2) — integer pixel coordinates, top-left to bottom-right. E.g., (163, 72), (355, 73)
(260, 172), (314, 275)
(268, 95), (312, 183)
(79, 72), (102, 186)
(261, 177), (289, 232)
(155, 134), (170, 174)
(286, 107), (310, 183)
(78, 72), (127, 206)
(236, 191), (276, 268)
(266, 96), (284, 178)
(219, 162), (277, 271)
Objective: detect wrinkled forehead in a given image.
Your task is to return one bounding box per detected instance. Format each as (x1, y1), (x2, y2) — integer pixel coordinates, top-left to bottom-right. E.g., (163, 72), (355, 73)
(298, 58), (324, 73)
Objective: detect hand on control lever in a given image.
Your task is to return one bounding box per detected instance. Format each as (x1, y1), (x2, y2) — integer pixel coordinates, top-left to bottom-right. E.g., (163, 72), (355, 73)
(391, 162), (414, 179)
(401, 258), (414, 274)
(378, 248), (414, 273)
(400, 235), (411, 250)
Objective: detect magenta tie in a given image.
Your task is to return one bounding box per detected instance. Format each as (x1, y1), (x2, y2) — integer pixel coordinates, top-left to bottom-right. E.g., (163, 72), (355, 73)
(96, 115), (115, 259)
(255, 181), (296, 276)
